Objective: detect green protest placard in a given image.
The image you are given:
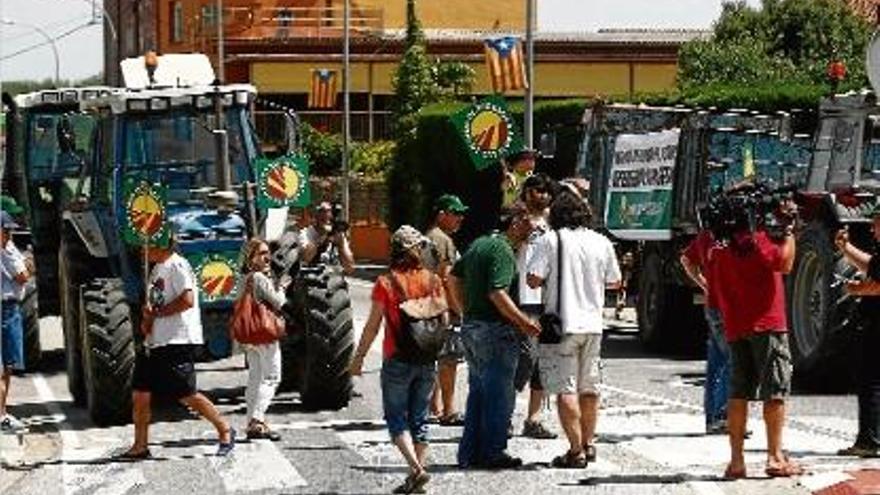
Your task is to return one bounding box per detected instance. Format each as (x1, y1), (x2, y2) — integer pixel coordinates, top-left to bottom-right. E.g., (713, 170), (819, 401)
(187, 251), (243, 304)
(255, 154), (311, 209)
(121, 177), (170, 247)
(450, 95), (522, 171)
(603, 129), (680, 241)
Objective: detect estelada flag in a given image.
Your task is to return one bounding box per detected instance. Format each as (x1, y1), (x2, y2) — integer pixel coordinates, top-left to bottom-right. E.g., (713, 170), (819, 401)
(308, 69), (338, 109)
(484, 36), (528, 93)
(121, 177), (170, 247)
(255, 154), (311, 209)
(187, 251), (242, 303)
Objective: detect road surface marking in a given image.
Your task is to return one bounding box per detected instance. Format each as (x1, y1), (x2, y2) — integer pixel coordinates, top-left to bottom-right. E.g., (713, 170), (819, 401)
(211, 439), (308, 492)
(32, 375), (146, 495)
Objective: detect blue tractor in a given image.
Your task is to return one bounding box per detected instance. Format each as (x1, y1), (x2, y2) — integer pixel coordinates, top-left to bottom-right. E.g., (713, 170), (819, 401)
(60, 55), (354, 424)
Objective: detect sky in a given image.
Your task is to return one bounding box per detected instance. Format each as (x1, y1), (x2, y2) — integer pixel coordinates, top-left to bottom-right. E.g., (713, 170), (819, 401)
(0, 0), (763, 82)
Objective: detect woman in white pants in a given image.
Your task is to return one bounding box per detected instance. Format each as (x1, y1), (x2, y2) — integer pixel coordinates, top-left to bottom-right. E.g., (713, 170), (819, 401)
(239, 238), (290, 441)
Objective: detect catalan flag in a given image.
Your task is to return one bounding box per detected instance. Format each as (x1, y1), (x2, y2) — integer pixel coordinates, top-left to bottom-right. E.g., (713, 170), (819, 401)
(484, 36), (528, 93)
(308, 69), (338, 109)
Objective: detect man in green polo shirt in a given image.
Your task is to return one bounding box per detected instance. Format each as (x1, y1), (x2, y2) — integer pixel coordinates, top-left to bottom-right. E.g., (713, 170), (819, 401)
(451, 202), (541, 470)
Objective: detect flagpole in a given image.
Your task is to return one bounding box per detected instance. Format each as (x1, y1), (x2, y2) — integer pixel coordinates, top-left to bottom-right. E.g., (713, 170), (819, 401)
(524, 0), (535, 148)
(342, 0), (351, 220)
(216, 0), (225, 83)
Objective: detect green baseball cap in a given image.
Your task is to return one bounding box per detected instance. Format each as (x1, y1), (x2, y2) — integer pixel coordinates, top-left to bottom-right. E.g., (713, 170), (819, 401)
(434, 194), (469, 214)
(0, 195), (24, 216)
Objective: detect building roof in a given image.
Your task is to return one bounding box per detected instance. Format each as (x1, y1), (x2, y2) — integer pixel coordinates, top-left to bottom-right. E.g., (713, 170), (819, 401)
(381, 28), (710, 45)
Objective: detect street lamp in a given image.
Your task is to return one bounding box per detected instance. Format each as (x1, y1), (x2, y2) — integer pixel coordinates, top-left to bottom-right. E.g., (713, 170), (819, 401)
(1, 18), (61, 87)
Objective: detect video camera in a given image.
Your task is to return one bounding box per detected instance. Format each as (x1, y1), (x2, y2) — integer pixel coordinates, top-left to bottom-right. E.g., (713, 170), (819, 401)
(698, 182), (798, 242)
(329, 202), (350, 235)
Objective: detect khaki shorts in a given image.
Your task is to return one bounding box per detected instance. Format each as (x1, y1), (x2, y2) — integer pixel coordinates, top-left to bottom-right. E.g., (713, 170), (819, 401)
(539, 333), (602, 395)
(729, 332), (792, 401)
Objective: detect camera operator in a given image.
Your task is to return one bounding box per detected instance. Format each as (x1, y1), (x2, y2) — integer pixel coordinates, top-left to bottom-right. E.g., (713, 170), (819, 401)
(301, 201), (355, 275)
(835, 203), (880, 458)
(707, 193), (802, 479)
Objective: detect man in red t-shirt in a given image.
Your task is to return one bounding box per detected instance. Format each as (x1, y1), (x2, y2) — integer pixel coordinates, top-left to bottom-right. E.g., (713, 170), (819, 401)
(707, 220), (801, 479)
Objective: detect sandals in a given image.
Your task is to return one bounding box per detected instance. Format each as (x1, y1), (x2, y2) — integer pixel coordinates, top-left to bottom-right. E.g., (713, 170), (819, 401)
(392, 470), (430, 494)
(551, 450), (588, 469)
(583, 444), (597, 462)
(765, 460), (804, 478)
(438, 413), (464, 427)
(723, 464), (747, 480)
(116, 448), (152, 461)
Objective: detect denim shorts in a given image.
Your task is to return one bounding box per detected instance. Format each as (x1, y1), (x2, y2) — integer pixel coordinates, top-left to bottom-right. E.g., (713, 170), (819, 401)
(381, 357), (436, 444)
(1, 301), (24, 371)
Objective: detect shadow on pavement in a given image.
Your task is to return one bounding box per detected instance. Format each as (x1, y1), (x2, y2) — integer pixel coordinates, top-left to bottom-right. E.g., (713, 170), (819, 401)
(568, 472), (724, 486)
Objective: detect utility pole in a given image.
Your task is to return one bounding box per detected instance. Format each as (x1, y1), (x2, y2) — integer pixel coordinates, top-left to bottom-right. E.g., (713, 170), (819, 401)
(524, 0), (535, 148)
(342, 0), (351, 219)
(216, 0), (225, 83)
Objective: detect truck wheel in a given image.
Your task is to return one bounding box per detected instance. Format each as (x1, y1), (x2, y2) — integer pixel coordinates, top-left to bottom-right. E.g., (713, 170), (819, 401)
(297, 265), (354, 410)
(80, 278), (135, 426)
(22, 279), (41, 371)
(59, 235), (87, 405)
(636, 251), (704, 354)
(788, 223), (858, 386)
(271, 232), (305, 392)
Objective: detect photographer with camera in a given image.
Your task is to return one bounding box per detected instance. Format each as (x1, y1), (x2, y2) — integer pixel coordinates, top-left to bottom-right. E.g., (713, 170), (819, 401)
(706, 189), (801, 479)
(301, 201), (355, 275)
(835, 203), (880, 458)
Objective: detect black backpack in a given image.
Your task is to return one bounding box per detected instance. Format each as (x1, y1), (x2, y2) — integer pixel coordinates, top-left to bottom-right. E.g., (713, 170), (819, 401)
(389, 272), (450, 364)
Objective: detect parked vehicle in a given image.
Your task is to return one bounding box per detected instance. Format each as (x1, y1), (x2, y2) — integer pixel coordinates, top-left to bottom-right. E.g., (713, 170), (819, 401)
(579, 94), (878, 382)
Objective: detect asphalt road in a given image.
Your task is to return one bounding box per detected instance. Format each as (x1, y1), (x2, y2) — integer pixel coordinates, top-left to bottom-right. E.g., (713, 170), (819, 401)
(0, 273), (873, 495)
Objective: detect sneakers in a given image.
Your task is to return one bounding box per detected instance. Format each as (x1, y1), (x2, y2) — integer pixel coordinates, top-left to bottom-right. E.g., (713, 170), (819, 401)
(522, 420), (557, 439)
(392, 471), (430, 494)
(217, 428), (237, 456)
(837, 444), (880, 458)
(484, 453), (523, 470)
(0, 414), (26, 433)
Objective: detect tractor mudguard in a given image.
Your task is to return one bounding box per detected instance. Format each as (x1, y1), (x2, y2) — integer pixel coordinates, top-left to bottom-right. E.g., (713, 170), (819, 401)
(62, 210), (108, 258)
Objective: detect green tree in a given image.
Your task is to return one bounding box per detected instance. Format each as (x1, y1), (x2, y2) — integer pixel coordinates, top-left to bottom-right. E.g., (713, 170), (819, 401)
(390, 0), (437, 141)
(434, 61), (476, 99)
(678, 0), (871, 92)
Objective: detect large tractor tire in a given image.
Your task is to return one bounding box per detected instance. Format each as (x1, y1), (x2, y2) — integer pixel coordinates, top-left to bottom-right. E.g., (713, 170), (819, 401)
(80, 278), (135, 426)
(296, 265), (355, 410)
(788, 222), (859, 387)
(636, 251), (705, 354)
(22, 279), (41, 371)
(59, 234), (88, 405)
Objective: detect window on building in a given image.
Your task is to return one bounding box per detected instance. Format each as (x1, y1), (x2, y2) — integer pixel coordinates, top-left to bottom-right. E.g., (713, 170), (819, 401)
(201, 4), (217, 30)
(171, 2), (184, 43)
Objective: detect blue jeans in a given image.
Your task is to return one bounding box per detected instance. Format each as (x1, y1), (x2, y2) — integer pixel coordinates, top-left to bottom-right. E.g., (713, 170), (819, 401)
(704, 307), (730, 426)
(457, 319), (520, 468)
(1, 302), (24, 370)
(380, 357), (437, 444)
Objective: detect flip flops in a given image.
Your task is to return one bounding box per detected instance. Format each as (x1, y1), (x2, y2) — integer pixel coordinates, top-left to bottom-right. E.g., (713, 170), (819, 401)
(116, 448), (152, 461)
(723, 464), (747, 480)
(765, 460), (804, 478)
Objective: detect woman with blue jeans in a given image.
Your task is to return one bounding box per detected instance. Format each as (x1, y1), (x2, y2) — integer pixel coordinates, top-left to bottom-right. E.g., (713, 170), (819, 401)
(350, 225), (447, 494)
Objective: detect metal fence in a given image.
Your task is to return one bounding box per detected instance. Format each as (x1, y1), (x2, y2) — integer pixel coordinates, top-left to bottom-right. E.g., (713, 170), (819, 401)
(254, 110), (394, 145)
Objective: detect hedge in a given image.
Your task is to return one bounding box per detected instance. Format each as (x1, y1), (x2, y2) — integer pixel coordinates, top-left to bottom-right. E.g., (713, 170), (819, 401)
(388, 98), (590, 246)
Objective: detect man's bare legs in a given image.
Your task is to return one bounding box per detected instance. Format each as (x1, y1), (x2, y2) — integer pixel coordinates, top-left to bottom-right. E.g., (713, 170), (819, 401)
(436, 361), (458, 419)
(0, 369), (11, 417)
(526, 388), (544, 423)
(579, 394), (599, 447)
(727, 398), (749, 473)
(764, 399), (787, 466)
(180, 393), (231, 443)
(557, 394), (583, 453)
(127, 391), (152, 454)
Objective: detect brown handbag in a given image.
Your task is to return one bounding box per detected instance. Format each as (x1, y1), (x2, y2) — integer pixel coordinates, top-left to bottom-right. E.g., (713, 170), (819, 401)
(230, 275), (285, 345)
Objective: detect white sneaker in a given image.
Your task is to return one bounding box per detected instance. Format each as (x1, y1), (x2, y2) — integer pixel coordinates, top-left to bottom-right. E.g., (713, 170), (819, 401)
(1, 414), (26, 433)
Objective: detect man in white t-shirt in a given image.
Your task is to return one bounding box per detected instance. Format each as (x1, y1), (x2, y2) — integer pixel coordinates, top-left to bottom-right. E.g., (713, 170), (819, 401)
(527, 190), (621, 469)
(301, 201), (355, 274)
(121, 237), (235, 459)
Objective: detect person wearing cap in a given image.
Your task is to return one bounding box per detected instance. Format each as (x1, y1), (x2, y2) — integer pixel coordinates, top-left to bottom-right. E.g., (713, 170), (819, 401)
(451, 202), (541, 470)
(350, 225), (448, 494)
(0, 210), (32, 433)
(0, 195), (25, 219)
(835, 203), (880, 457)
(502, 148), (538, 208)
(424, 194), (467, 427)
(301, 201), (355, 274)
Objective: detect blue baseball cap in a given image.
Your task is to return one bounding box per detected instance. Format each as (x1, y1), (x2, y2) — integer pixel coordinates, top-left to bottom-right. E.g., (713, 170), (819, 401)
(0, 210), (20, 230)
